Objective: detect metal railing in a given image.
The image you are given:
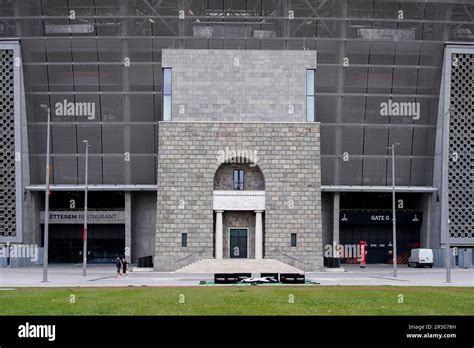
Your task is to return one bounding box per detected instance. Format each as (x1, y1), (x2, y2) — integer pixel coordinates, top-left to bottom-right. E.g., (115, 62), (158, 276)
(273, 248), (307, 267)
(176, 249), (205, 263)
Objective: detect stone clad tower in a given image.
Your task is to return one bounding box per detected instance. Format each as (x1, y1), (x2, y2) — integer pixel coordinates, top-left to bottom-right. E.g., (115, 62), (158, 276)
(154, 49), (322, 271)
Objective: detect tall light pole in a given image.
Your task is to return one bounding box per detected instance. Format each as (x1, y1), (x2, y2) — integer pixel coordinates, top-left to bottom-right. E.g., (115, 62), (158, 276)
(387, 143), (400, 278)
(82, 140), (90, 277)
(446, 219), (451, 282)
(40, 104), (51, 283)
(444, 108), (453, 283)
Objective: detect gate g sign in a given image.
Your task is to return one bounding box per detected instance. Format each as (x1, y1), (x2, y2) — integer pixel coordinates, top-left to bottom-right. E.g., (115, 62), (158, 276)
(340, 210), (422, 226)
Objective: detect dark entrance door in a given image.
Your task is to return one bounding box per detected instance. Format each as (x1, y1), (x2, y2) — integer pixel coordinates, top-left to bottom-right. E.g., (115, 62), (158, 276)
(367, 245), (388, 264)
(46, 224), (125, 263)
(340, 225), (420, 264)
(229, 229), (248, 258)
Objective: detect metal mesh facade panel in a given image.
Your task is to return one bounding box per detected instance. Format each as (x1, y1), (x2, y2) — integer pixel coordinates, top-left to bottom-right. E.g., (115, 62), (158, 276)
(0, 49), (16, 236)
(0, 1), (470, 187)
(448, 53), (474, 241)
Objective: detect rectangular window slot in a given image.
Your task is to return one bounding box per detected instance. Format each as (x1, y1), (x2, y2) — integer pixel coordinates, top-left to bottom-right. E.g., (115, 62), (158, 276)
(306, 69), (315, 122)
(233, 169), (245, 190)
(181, 233), (187, 247)
(291, 233), (297, 247)
(163, 68), (172, 121)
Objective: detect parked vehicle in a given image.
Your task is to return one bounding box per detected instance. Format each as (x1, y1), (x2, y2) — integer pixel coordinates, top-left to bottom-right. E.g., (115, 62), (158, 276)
(408, 248), (434, 268)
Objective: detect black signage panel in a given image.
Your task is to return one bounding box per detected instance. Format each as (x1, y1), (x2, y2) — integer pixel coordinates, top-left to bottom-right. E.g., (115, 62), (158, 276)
(340, 210), (422, 226)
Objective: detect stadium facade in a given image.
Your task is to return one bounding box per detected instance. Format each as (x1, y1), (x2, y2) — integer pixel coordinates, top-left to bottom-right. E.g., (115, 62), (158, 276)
(0, 0), (473, 270)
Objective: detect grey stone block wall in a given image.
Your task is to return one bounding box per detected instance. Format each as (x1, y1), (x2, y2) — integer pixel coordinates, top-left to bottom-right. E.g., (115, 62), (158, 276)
(162, 49), (316, 122)
(155, 121), (322, 271)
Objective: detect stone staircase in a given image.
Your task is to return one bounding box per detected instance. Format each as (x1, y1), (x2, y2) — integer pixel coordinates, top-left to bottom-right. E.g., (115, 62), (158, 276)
(175, 258), (303, 274)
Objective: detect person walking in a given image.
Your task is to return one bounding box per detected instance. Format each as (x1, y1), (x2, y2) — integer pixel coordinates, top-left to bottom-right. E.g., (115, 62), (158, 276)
(114, 256), (123, 278)
(122, 257), (128, 279)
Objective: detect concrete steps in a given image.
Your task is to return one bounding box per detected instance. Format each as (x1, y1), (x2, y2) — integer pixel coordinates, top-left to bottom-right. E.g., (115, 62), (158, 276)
(175, 258), (303, 274)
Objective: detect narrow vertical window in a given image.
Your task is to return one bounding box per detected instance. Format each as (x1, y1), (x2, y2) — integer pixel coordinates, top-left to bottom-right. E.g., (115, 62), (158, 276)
(291, 233), (297, 247)
(181, 233), (187, 247)
(233, 169), (245, 190)
(163, 68), (172, 121)
(306, 69), (315, 122)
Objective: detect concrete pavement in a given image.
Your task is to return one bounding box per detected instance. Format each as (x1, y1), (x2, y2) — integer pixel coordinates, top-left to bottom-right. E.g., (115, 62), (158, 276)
(0, 264), (473, 288)
(0, 264), (206, 287)
(307, 264), (474, 287)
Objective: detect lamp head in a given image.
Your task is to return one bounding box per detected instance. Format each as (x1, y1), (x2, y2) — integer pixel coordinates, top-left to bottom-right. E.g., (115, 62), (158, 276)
(386, 143), (401, 150)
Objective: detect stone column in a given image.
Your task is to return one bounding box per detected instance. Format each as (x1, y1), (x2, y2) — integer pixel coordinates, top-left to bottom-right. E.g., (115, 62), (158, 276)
(255, 210), (263, 259)
(215, 210), (224, 259)
(125, 192), (132, 263)
(333, 193), (340, 258)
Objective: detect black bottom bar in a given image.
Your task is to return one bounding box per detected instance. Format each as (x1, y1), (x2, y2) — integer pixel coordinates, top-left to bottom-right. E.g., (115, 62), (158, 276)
(0, 316), (472, 347)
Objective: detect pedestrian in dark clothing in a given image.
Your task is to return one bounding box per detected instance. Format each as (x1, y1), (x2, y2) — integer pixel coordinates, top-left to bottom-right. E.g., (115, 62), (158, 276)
(122, 257), (128, 278)
(114, 256), (123, 278)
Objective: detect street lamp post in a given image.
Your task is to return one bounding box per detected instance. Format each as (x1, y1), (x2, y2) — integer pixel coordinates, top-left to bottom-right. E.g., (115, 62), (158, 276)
(444, 108), (453, 284)
(388, 143), (400, 278)
(40, 105), (51, 283)
(446, 219), (451, 282)
(82, 140), (90, 277)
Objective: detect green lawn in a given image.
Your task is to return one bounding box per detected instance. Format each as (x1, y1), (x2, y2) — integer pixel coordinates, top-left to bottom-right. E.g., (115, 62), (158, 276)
(0, 286), (473, 315)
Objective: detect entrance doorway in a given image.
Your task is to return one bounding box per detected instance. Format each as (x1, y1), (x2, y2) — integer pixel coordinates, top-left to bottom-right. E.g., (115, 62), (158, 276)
(45, 224), (125, 263)
(229, 228), (248, 258)
(340, 225), (420, 264)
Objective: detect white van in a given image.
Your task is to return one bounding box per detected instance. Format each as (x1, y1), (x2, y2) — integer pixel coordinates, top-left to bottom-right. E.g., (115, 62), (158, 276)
(408, 248), (434, 268)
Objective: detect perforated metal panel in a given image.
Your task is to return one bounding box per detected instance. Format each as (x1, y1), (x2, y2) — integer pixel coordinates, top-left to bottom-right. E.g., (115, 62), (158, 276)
(0, 49), (16, 237)
(448, 52), (474, 243)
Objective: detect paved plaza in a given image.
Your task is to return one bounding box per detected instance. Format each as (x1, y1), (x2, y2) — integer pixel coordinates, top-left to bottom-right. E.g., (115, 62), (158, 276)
(0, 264), (472, 288)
